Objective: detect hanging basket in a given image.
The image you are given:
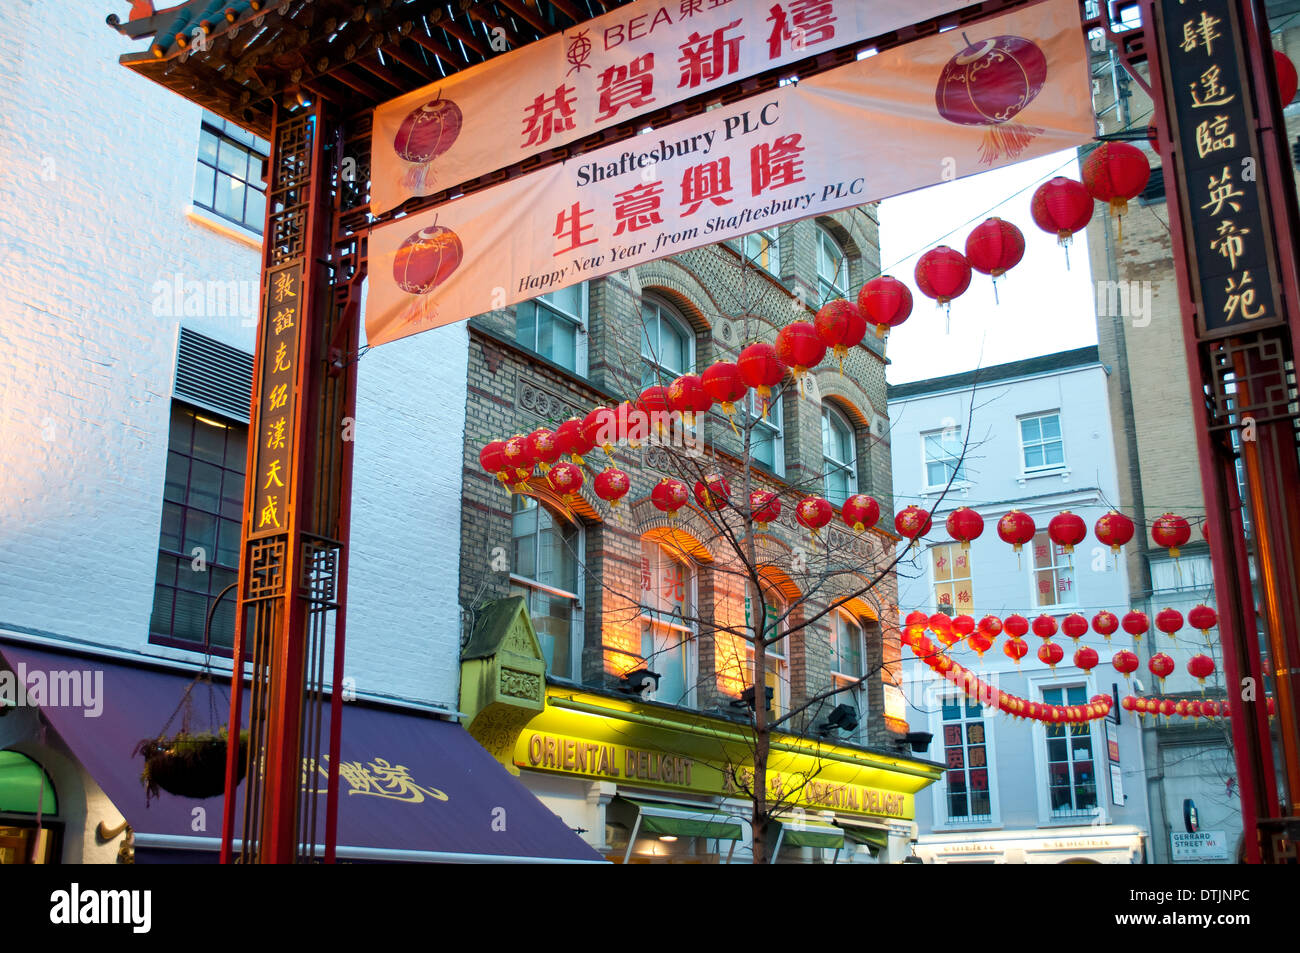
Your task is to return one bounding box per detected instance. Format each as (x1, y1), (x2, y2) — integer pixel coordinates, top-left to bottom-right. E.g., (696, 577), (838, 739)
(135, 727), (249, 803)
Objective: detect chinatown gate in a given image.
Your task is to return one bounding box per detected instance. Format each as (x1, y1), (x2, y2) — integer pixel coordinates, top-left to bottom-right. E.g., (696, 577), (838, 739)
(106, 0), (1300, 863)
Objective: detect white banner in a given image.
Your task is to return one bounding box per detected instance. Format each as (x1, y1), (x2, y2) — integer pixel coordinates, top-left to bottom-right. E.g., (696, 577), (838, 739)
(370, 0), (977, 213)
(367, 0), (1093, 349)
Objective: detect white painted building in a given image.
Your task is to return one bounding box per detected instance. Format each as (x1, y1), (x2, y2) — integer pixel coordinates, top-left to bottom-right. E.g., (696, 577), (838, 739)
(888, 346), (1152, 863)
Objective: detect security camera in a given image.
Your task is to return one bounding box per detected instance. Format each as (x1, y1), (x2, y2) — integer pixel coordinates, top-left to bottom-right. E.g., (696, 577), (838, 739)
(1132, 677), (1146, 695)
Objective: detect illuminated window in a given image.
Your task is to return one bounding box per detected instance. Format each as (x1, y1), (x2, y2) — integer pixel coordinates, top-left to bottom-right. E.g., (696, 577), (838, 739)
(640, 297), (694, 387)
(194, 112), (268, 233)
(746, 586), (789, 719)
(831, 610), (866, 743)
(510, 496), (583, 679)
(516, 283), (587, 374)
(1030, 530), (1076, 608)
(1043, 685), (1098, 815)
(815, 226), (849, 304)
(941, 695), (991, 822)
(931, 542), (974, 615)
(1019, 412), (1065, 472)
(822, 404), (857, 506)
(639, 540), (698, 706)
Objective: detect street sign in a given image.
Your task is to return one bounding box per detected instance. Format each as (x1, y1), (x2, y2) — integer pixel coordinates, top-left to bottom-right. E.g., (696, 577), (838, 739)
(1171, 830), (1230, 861)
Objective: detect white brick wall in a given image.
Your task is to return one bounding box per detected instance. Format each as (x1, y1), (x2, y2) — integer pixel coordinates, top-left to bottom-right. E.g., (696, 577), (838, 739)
(0, 0), (466, 709)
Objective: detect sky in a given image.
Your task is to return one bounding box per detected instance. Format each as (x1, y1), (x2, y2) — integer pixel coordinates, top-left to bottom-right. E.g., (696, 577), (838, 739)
(877, 148), (1101, 385)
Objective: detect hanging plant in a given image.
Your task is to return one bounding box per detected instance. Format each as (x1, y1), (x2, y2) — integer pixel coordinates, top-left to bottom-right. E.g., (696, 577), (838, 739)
(136, 726), (249, 804)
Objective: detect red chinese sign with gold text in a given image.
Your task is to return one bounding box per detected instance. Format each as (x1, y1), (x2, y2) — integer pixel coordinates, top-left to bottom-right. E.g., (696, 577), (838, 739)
(365, 0), (1093, 349)
(370, 0), (979, 214)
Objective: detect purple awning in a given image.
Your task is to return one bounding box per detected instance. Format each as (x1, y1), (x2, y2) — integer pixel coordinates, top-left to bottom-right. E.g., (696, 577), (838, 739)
(0, 640), (602, 863)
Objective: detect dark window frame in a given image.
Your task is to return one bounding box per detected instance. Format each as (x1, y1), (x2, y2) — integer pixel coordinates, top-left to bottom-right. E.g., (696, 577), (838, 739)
(193, 113), (269, 235)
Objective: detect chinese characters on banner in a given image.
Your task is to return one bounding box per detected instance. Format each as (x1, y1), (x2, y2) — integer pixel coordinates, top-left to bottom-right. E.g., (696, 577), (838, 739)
(932, 543), (975, 614)
(370, 0), (978, 214)
(366, 0), (1093, 348)
(1159, 0), (1283, 337)
(252, 262), (302, 538)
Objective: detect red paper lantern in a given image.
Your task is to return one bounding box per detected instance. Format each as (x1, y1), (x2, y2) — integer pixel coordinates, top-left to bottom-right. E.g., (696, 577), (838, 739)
(650, 478), (689, 517)
(945, 507), (984, 550)
(968, 630), (994, 657)
(693, 474), (731, 511)
(554, 417), (595, 465)
(701, 362), (749, 416)
(841, 494), (881, 533)
(857, 276), (913, 338)
(1073, 646), (1099, 673)
(1031, 177), (1094, 245)
(1092, 610), (1120, 641)
(1094, 511), (1135, 554)
(547, 461), (584, 500)
(997, 510), (1036, 553)
(929, 613), (959, 648)
(593, 467), (630, 507)
(964, 216), (1025, 278)
(1062, 613), (1089, 644)
(1188, 654), (1216, 686)
(615, 400), (647, 446)
(582, 407), (618, 456)
(775, 321), (827, 388)
(795, 496), (834, 537)
(1151, 513), (1191, 557)
(903, 611), (929, 649)
(638, 386), (673, 435)
(1121, 610), (1149, 642)
(668, 374), (713, 426)
(914, 246), (972, 308)
(1048, 511), (1087, 554)
(934, 33), (1048, 163)
(1276, 49), (1298, 105)
(1158, 699), (1176, 718)
(1148, 652), (1175, 686)
(1112, 649), (1139, 678)
(977, 615), (1003, 638)
(1032, 614), (1058, 641)
(528, 428), (561, 473)
(737, 342), (786, 407)
(503, 433), (534, 472)
(813, 299), (867, 365)
(1155, 607), (1184, 640)
(1188, 604), (1218, 636)
(750, 490), (782, 527)
(951, 614), (976, 638)
(1004, 614), (1029, 638)
(479, 440), (511, 485)
(1121, 695), (1137, 712)
(1038, 641), (1064, 670)
(1081, 141), (1151, 219)
(1202, 699), (1220, 718)
(894, 505), (933, 542)
(1003, 637), (1029, 665)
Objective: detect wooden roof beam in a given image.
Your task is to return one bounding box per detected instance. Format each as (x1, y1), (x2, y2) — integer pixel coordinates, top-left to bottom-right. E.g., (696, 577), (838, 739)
(497, 0), (549, 35)
(461, 2), (527, 50)
(431, 8), (489, 59)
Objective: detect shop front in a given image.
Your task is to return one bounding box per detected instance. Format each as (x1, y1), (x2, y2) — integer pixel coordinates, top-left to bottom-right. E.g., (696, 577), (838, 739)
(915, 826), (1148, 864)
(461, 599), (942, 863)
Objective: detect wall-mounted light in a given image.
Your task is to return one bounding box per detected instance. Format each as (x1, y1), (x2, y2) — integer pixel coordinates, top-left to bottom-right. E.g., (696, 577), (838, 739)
(818, 703), (859, 735)
(731, 686), (774, 712)
(620, 669), (660, 695)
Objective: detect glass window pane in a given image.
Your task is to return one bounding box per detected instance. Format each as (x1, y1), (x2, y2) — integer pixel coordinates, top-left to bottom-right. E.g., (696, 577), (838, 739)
(160, 502), (184, 553)
(1026, 445), (1045, 468)
(224, 429), (247, 471)
(164, 452), (189, 503)
(216, 138), (250, 177)
(150, 585), (175, 637)
(1045, 442), (1064, 465)
(193, 162), (215, 208)
(243, 187), (266, 231)
(516, 301), (538, 350)
(183, 510), (218, 558)
(191, 418), (226, 464)
(1020, 417), (1041, 441)
(198, 129), (219, 166)
(547, 283), (583, 319)
(215, 174), (246, 221)
(172, 591), (207, 643)
(189, 461), (222, 513)
(217, 518), (241, 567)
(1041, 415), (1061, 439)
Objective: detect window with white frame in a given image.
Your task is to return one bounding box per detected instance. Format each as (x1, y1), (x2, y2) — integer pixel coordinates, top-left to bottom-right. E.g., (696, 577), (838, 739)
(1042, 685), (1098, 815)
(941, 694), (992, 822)
(815, 225), (849, 304)
(194, 112), (269, 233)
(831, 609), (866, 742)
(510, 496), (582, 679)
(743, 391), (784, 475)
(931, 542), (974, 615)
(923, 427), (966, 488)
(746, 585), (789, 719)
(1030, 530), (1076, 608)
(641, 297), (695, 387)
(1019, 412), (1065, 472)
(822, 403), (857, 506)
(639, 540), (698, 706)
(733, 227), (781, 276)
(516, 283), (587, 374)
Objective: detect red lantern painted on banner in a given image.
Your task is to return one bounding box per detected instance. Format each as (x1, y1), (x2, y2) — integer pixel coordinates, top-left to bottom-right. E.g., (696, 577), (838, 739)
(894, 505), (933, 544)
(914, 246), (972, 326)
(964, 217), (1024, 302)
(593, 467), (630, 507)
(1073, 646), (1100, 674)
(1048, 511), (1087, 554)
(857, 276), (914, 338)
(1188, 654), (1216, 687)
(775, 321), (826, 391)
(1122, 610), (1149, 642)
(945, 507), (984, 550)
(997, 509), (1036, 555)
(528, 428), (561, 473)
(1038, 641), (1064, 670)
(1151, 513), (1191, 557)
(1149, 652), (1175, 688)
(1062, 613), (1089, 645)
(813, 299), (866, 371)
(795, 496), (834, 537)
(1112, 649), (1139, 679)
(841, 494), (881, 533)
(650, 478), (689, 518)
(737, 342), (786, 414)
(1081, 142), (1151, 233)
(393, 96), (463, 192)
(1188, 604), (1218, 637)
(667, 374), (713, 426)
(1275, 49), (1298, 105)
(701, 362), (749, 419)
(554, 417), (594, 466)
(1092, 610), (1120, 642)
(693, 474), (731, 511)
(1031, 177), (1093, 264)
(547, 461), (584, 501)
(1094, 511), (1135, 555)
(750, 490), (782, 528)
(392, 224), (465, 295)
(1003, 614), (1029, 639)
(1003, 637), (1029, 666)
(1032, 614), (1058, 642)
(1155, 607), (1184, 640)
(934, 33), (1048, 164)
(582, 407), (617, 457)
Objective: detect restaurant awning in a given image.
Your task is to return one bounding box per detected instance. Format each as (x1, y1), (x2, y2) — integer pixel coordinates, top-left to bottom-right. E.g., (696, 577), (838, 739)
(0, 640), (602, 863)
(775, 817), (846, 851)
(621, 798), (745, 841)
(837, 817), (891, 855)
